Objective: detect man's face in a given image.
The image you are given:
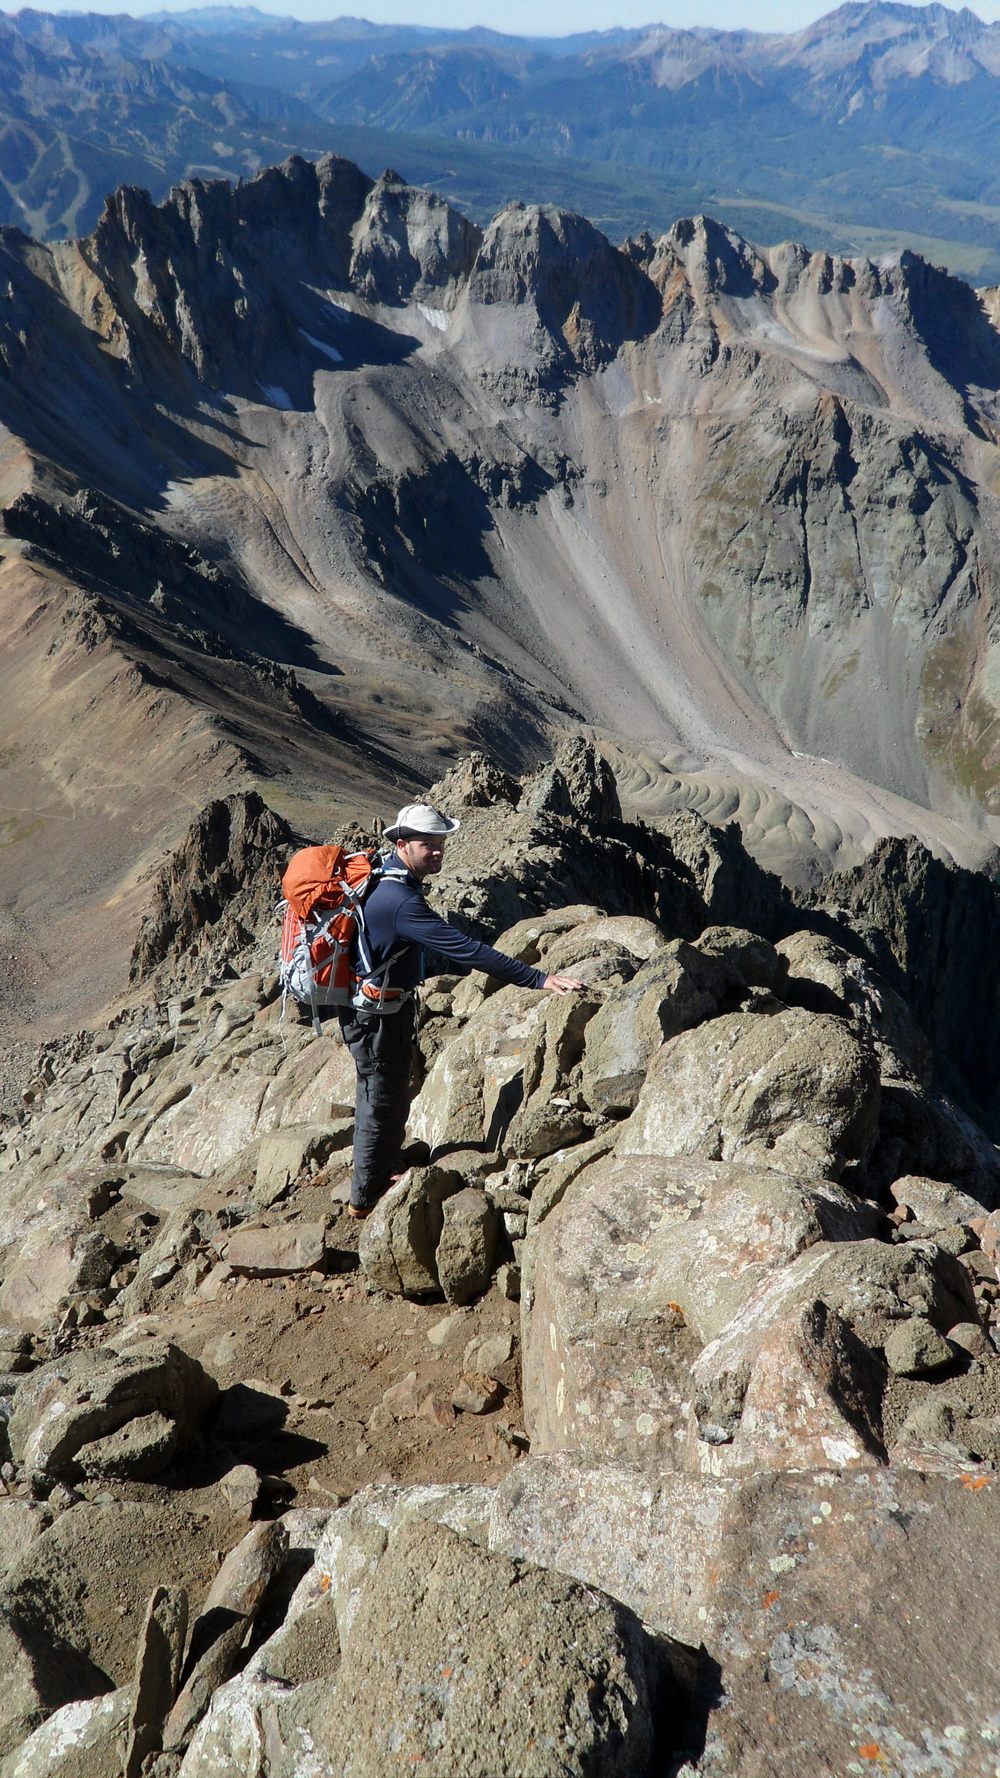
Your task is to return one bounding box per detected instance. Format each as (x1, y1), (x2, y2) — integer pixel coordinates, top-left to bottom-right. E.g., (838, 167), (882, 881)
(397, 834), (446, 878)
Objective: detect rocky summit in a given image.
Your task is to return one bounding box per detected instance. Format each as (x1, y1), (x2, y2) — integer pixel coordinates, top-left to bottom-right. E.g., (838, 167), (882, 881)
(0, 739), (998, 1776)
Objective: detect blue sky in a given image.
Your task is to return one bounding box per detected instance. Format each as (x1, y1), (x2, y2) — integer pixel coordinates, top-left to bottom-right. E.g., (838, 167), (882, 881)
(9, 0), (1000, 31)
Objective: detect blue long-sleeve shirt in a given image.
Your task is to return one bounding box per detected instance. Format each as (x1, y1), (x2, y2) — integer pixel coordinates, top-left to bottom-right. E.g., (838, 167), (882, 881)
(359, 853), (546, 993)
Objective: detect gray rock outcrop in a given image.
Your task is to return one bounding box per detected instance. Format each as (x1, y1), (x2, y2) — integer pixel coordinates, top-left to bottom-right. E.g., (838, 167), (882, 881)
(313, 1516), (685, 1778)
(8, 1337), (217, 1480)
(620, 1006), (881, 1181)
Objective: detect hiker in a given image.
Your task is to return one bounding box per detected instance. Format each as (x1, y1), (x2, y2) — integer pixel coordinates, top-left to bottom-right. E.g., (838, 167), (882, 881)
(341, 802), (586, 1220)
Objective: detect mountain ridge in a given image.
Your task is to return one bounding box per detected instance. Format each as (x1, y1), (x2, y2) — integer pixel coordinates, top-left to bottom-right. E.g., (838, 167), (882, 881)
(2, 151), (1000, 1060)
(4, 3), (1000, 278)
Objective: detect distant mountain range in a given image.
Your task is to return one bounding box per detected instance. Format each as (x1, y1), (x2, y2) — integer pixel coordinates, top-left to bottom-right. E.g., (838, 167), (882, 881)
(3, 2), (1000, 280)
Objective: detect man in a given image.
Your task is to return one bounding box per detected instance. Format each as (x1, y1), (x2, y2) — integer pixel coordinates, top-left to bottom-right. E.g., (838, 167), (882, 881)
(340, 801), (585, 1219)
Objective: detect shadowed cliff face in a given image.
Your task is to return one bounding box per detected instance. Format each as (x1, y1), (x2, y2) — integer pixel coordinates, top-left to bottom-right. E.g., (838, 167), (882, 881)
(1, 153), (1000, 1037)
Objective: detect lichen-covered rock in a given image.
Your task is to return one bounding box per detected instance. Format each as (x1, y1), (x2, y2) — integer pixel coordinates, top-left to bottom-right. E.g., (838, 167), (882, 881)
(489, 1454), (736, 1646)
(0, 1616), (109, 1764)
(523, 1152), (876, 1462)
(311, 1482), (494, 1648)
(696, 1465), (1000, 1778)
(125, 1023), (356, 1177)
(386, 1466), (1000, 1778)
(686, 1238), (978, 1475)
(620, 1006), (881, 1180)
(565, 914), (667, 962)
(0, 1687), (131, 1778)
(488, 906), (604, 969)
(176, 1670), (339, 1778)
(693, 1293), (886, 1475)
(323, 1516), (689, 1778)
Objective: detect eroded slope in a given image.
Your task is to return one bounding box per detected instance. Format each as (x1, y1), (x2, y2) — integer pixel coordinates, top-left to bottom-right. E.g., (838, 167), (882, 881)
(2, 154), (1000, 1036)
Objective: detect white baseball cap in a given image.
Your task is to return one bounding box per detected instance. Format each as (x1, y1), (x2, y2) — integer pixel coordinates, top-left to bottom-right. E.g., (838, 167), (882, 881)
(384, 802), (461, 841)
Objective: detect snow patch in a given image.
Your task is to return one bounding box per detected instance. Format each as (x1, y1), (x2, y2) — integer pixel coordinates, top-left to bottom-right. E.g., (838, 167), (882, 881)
(299, 329), (343, 365)
(418, 304), (450, 332)
(259, 383), (293, 410)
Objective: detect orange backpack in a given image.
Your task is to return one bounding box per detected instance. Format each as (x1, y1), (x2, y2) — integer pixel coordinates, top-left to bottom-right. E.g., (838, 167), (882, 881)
(277, 845), (408, 1032)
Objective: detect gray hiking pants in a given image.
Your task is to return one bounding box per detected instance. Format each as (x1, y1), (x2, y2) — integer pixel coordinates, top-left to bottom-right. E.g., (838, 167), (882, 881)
(338, 1003), (417, 1210)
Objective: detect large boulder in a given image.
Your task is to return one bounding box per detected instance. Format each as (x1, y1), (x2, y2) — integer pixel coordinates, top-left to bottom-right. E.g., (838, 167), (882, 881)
(693, 926), (786, 993)
(776, 928), (931, 1082)
(620, 1007), (881, 1181)
(0, 1501), (225, 1708)
(579, 940), (729, 1115)
(487, 906), (604, 968)
(687, 1238), (979, 1475)
(408, 987), (545, 1153)
(311, 1482), (495, 1648)
(563, 913), (667, 962)
(319, 1516), (691, 1777)
(695, 1465), (1000, 1777)
(523, 1152), (877, 1462)
(489, 1454), (736, 1647)
(498, 1459), (1000, 1778)
(7, 1335), (218, 1480)
(358, 1166), (468, 1298)
(172, 1484), (501, 1778)
(503, 990), (600, 1157)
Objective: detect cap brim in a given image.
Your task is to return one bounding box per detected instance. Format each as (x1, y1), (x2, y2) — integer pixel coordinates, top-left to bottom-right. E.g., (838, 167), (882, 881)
(385, 816), (460, 840)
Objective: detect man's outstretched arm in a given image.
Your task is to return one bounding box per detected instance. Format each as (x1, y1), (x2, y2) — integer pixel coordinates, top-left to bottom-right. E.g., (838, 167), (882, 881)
(392, 895), (582, 992)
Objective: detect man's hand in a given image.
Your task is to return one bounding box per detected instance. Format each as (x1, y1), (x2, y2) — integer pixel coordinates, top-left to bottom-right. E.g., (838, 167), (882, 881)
(543, 974), (587, 994)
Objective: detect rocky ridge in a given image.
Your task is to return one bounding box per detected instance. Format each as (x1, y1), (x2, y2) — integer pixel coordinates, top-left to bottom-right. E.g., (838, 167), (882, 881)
(8, 3), (1000, 282)
(0, 740), (999, 1774)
